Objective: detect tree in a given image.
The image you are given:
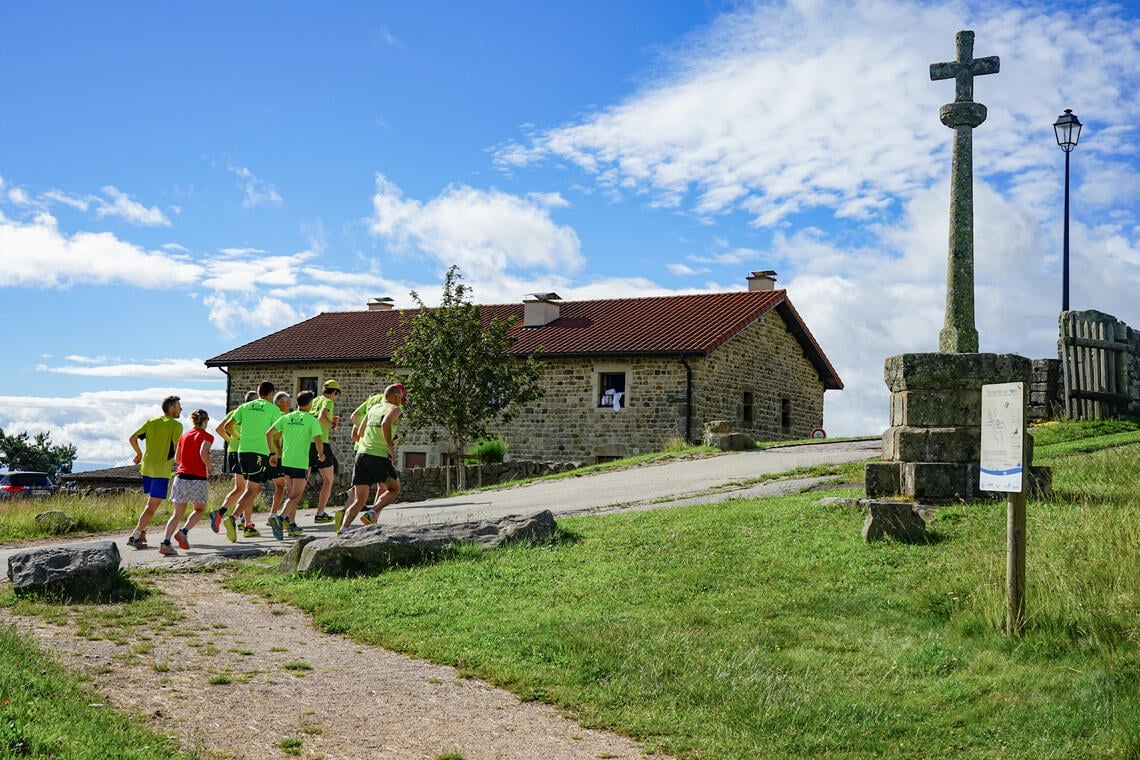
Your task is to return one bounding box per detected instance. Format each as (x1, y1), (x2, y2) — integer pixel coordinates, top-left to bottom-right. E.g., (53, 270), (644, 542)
(390, 265), (545, 490)
(0, 428), (78, 480)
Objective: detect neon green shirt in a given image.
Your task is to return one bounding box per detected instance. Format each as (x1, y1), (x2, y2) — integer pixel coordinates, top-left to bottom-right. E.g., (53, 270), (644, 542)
(272, 410), (324, 469)
(360, 401), (398, 457)
(232, 399), (282, 455)
(135, 416), (183, 479)
(353, 394), (386, 452)
(309, 394), (335, 443)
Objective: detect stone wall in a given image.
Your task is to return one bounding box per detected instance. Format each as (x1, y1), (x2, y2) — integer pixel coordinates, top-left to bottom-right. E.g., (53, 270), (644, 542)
(1029, 358), (1063, 422)
(694, 311), (825, 440)
(220, 311), (831, 465)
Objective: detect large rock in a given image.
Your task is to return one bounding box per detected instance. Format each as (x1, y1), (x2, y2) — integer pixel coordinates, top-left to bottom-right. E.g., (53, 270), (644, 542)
(284, 510), (558, 576)
(34, 510), (76, 535)
(862, 501), (928, 543)
(7, 540), (122, 599)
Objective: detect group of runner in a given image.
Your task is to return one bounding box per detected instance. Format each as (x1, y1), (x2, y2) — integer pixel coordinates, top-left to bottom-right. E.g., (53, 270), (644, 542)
(124, 379), (406, 556)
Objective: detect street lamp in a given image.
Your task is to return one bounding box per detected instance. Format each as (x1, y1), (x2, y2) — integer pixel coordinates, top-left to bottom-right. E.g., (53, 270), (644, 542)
(1053, 108), (1082, 311)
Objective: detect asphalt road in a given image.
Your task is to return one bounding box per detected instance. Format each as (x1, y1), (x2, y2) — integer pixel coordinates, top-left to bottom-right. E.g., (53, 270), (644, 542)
(3, 439), (880, 572)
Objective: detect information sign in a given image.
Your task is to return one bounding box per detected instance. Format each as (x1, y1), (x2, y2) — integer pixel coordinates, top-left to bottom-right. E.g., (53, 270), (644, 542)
(980, 382), (1025, 493)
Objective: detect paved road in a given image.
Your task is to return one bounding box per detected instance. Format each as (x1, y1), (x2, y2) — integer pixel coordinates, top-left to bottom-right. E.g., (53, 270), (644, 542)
(3, 439), (880, 572)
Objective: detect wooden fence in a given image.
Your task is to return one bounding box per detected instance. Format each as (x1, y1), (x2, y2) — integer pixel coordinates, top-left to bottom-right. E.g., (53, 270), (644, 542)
(1060, 311), (1130, 420)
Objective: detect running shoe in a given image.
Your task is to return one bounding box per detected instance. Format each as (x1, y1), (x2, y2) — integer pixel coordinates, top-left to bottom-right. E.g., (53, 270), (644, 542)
(267, 514), (284, 541)
(313, 512), (334, 524)
(126, 534), (148, 549)
(287, 522), (304, 538)
(174, 528), (190, 550)
(359, 509), (377, 525)
(208, 508), (225, 533)
(243, 525), (261, 538)
(223, 515), (237, 543)
(333, 509), (345, 532)
(158, 540), (178, 557)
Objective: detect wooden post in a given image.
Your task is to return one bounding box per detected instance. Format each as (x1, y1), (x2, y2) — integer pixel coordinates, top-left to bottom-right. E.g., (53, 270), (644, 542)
(1006, 389), (1028, 638)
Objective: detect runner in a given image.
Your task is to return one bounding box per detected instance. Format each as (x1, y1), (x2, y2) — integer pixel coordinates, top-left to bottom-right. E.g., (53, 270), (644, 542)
(337, 382), (404, 530)
(217, 381), (282, 541)
(307, 379), (341, 524)
(266, 391), (293, 521)
(159, 408), (214, 556)
(340, 384), (403, 532)
(209, 390), (257, 541)
(266, 390), (325, 540)
(126, 395), (183, 549)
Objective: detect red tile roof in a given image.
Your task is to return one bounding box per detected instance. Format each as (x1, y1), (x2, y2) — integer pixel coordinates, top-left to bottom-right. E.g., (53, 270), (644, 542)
(205, 290), (843, 389)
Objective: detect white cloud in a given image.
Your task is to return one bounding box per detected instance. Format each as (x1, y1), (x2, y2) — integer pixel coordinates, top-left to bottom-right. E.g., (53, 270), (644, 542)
(95, 186), (172, 227)
(368, 173), (583, 279)
(38, 357), (219, 382)
(8, 187), (31, 205)
(0, 386), (226, 468)
(229, 165), (283, 208)
(42, 189), (91, 211)
(0, 212), (202, 288)
(203, 293), (300, 336)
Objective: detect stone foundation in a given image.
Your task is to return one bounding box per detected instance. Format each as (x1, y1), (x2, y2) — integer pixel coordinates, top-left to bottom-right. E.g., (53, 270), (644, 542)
(865, 352), (1049, 502)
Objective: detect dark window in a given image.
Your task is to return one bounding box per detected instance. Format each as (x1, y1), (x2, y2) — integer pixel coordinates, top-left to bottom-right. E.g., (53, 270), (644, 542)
(742, 391), (754, 424)
(599, 372), (627, 408)
(781, 398), (792, 434)
(403, 451), (427, 469)
(297, 377), (319, 396)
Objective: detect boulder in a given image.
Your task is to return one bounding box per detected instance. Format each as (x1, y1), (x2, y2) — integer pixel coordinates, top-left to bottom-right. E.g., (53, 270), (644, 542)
(7, 540), (122, 599)
(862, 501), (928, 543)
(284, 510), (558, 576)
(34, 510), (76, 535)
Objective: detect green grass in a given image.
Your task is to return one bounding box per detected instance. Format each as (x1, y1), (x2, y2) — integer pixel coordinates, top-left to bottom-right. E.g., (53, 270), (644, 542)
(0, 621), (192, 759)
(224, 431), (1140, 759)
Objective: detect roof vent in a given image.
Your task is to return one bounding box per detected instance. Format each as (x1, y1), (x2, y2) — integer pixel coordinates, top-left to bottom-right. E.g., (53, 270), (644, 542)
(747, 270), (777, 292)
(523, 292), (561, 327)
(367, 297), (395, 311)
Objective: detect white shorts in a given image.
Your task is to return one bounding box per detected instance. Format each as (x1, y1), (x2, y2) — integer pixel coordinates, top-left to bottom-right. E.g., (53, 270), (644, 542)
(171, 475), (209, 505)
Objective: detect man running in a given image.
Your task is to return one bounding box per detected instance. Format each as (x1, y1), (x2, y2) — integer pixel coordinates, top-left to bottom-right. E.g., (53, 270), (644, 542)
(307, 379), (341, 524)
(266, 390), (325, 540)
(266, 391), (293, 521)
(340, 384), (403, 532)
(210, 389), (257, 539)
(216, 381), (282, 541)
(126, 395), (183, 549)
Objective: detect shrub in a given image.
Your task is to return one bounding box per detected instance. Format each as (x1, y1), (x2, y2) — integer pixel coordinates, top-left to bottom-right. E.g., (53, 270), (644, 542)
(467, 438), (507, 464)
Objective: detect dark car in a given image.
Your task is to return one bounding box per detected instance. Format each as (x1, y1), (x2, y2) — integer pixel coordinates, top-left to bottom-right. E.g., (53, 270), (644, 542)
(0, 471), (58, 498)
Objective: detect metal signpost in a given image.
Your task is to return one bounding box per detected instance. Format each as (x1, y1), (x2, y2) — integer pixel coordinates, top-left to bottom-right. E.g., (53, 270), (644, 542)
(980, 382), (1027, 637)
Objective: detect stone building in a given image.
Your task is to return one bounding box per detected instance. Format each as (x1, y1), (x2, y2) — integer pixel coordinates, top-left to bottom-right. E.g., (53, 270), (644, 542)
(204, 272), (843, 467)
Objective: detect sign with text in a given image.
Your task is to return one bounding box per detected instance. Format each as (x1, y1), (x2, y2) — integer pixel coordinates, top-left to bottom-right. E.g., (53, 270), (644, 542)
(980, 382), (1025, 493)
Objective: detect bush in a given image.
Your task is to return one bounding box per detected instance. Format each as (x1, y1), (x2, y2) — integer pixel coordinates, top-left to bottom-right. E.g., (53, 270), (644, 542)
(467, 438), (507, 464)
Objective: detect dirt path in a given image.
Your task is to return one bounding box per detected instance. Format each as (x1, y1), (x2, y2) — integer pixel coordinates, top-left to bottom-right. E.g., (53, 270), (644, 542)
(1, 571), (669, 760)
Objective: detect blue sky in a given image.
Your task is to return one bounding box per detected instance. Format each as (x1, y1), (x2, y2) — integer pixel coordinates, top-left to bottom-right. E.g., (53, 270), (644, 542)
(2, 1), (1138, 470)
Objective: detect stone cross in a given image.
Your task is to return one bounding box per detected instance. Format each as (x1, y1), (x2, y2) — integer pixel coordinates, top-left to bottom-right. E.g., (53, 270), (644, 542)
(930, 30), (999, 354)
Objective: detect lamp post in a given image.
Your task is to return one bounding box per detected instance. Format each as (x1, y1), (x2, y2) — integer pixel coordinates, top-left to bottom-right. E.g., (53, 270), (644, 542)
(1053, 108), (1082, 312)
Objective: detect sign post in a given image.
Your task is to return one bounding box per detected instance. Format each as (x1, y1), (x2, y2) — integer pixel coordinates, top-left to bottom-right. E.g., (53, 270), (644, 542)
(980, 382), (1027, 637)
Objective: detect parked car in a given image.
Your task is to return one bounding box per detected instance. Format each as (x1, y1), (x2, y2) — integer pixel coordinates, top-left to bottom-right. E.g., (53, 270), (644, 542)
(0, 471), (58, 498)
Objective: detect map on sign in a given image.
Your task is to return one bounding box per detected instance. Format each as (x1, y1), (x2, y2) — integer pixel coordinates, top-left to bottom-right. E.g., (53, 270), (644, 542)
(980, 382), (1024, 493)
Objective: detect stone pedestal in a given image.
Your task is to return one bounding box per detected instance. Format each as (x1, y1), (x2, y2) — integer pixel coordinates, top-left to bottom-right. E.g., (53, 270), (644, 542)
(865, 352), (1043, 502)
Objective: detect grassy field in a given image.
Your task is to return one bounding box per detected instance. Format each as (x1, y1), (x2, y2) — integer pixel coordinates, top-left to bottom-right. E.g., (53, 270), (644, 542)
(4, 424), (1140, 758)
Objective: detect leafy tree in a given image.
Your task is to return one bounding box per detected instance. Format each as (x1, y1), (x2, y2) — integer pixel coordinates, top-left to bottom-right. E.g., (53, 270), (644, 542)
(391, 265), (544, 490)
(0, 428), (78, 480)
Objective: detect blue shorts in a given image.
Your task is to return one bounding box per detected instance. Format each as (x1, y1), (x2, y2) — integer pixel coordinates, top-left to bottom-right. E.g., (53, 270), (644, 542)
(141, 476), (170, 499)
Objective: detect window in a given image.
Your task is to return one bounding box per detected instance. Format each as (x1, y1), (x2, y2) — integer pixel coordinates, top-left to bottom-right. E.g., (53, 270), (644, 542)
(598, 372), (627, 409)
(781, 397), (792, 434)
(742, 391), (754, 424)
(296, 376), (319, 396)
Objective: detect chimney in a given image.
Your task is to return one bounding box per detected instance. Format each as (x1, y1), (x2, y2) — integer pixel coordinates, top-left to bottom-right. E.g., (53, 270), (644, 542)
(523, 292), (561, 327)
(747, 270), (777, 292)
(367, 297), (395, 311)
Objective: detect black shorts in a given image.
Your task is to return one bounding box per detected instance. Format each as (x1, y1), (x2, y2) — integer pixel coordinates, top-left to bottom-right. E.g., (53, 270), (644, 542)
(351, 452), (399, 487)
(225, 450), (242, 475)
(238, 452), (271, 484)
(266, 462), (286, 480)
(309, 442), (336, 471)
(281, 466), (308, 480)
